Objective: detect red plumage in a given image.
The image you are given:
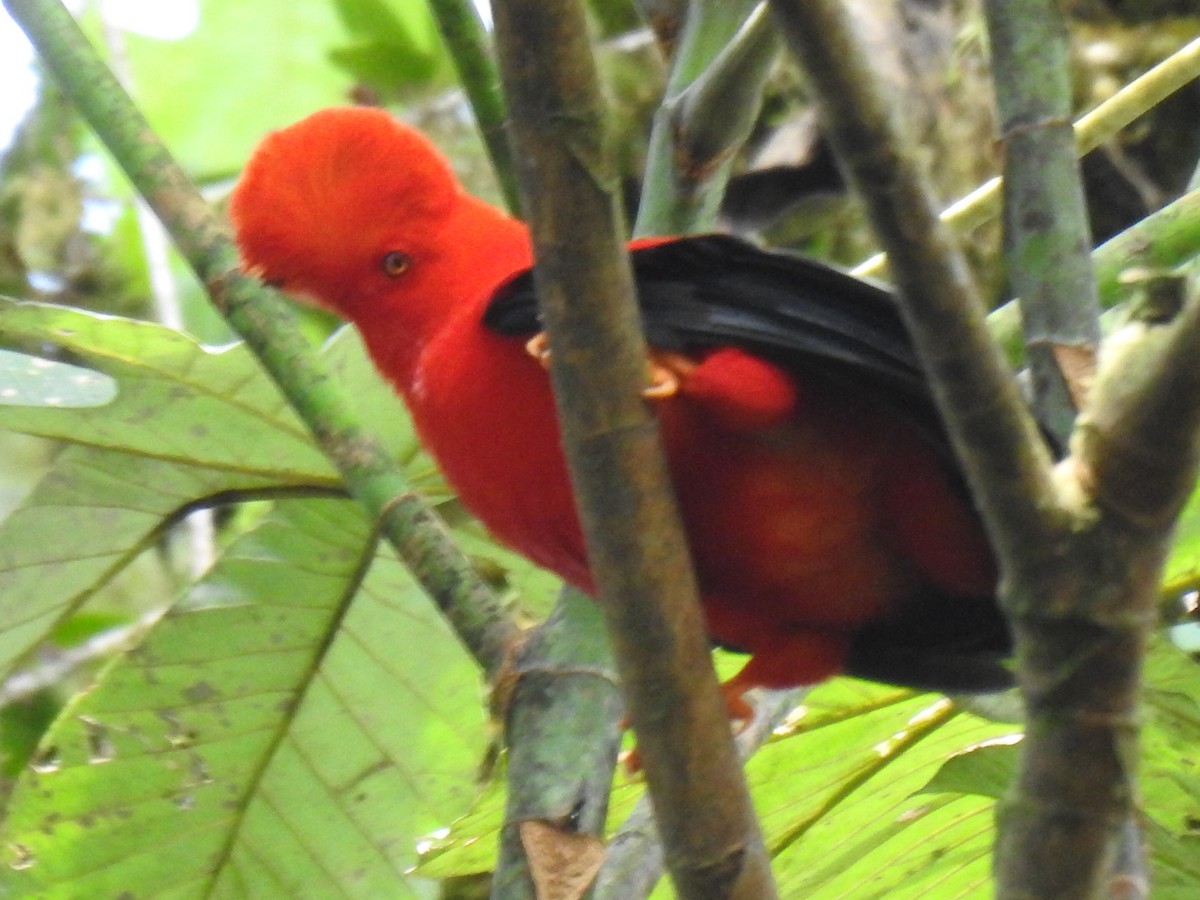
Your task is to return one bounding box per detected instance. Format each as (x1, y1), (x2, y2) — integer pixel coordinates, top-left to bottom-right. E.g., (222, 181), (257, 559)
(231, 107), (1010, 713)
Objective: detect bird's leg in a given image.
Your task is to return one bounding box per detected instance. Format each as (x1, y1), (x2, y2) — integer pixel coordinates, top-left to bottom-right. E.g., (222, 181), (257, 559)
(524, 332), (695, 400)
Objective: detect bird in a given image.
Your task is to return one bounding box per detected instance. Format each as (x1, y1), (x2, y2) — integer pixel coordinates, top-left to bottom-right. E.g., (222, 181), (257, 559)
(230, 106), (1013, 719)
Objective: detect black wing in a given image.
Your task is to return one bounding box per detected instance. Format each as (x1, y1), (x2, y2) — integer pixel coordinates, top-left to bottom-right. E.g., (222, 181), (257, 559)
(485, 233), (946, 449)
(486, 233), (1016, 692)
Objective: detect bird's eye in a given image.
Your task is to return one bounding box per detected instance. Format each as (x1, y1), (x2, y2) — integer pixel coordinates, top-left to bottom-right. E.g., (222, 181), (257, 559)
(380, 251), (411, 277)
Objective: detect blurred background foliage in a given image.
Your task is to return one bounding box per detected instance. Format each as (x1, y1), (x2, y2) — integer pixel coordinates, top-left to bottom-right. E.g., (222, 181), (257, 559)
(0, 0), (1198, 896)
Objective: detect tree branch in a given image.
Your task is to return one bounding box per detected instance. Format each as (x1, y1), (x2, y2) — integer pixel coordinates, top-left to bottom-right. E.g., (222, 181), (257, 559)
(491, 0), (777, 896)
(984, 0), (1101, 447)
(594, 689), (803, 898)
(4, 0), (521, 679)
(981, 2), (1153, 894)
(426, 0), (521, 213)
(493, 588), (622, 898)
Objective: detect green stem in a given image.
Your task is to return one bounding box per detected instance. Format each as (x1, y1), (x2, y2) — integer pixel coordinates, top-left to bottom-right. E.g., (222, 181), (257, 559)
(634, 0), (763, 236)
(984, 0), (1101, 447)
(426, 0), (522, 213)
(493, 588), (621, 897)
(989, 188), (1200, 364)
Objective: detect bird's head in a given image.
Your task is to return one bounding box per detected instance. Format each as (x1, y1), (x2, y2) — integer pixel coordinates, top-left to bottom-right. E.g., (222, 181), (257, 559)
(230, 107), (465, 320)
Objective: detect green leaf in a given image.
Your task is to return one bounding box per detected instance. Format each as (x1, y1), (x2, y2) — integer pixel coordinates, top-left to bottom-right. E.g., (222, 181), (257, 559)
(1141, 638), (1200, 842)
(0, 498), (485, 898)
(328, 41), (437, 89)
(748, 685), (1014, 899)
(1163, 484), (1200, 591)
(327, 0), (441, 88)
(0, 303), (333, 479)
(1148, 823), (1200, 898)
(108, 0), (355, 179)
(0, 306), (429, 683)
(0, 349), (116, 408)
(0, 691), (60, 790)
(916, 740), (1021, 800)
(0, 446), (286, 678)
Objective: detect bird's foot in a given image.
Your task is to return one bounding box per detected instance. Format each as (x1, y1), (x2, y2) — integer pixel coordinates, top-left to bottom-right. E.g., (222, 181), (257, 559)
(523, 332), (694, 400)
(524, 332), (552, 366)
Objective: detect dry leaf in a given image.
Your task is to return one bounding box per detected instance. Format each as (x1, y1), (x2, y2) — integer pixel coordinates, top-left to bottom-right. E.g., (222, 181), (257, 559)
(1052, 342), (1097, 410)
(520, 818), (606, 900)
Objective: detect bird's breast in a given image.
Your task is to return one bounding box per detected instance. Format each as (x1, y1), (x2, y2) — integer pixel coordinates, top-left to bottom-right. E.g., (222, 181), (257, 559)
(409, 327), (592, 589)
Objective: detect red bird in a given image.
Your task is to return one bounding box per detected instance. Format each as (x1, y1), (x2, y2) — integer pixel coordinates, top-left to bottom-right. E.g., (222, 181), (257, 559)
(230, 107), (1012, 713)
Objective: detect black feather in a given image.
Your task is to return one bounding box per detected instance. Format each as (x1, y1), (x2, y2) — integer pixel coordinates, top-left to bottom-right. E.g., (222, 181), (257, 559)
(485, 233), (947, 449)
(484, 233), (1016, 693)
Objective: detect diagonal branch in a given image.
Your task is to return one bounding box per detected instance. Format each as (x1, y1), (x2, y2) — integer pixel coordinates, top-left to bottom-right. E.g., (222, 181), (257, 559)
(1079, 274), (1200, 557)
(767, 0), (1061, 579)
(987, 187), (1200, 365)
(4, 0), (521, 679)
(854, 35), (1200, 279)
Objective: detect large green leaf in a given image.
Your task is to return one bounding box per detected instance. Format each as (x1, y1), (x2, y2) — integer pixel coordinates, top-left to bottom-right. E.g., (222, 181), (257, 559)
(0, 299), (554, 677)
(0, 303), (334, 679)
(0, 348), (115, 408)
(746, 642), (1199, 899)
(736, 684), (1009, 899)
(0, 302), (334, 478)
(0, 498), (485, 898)
(417, 639), (1200, 896)
(417, 630), (1200, 894)
(1141, 637), (1200, 845)
(0, 445), (286, 678)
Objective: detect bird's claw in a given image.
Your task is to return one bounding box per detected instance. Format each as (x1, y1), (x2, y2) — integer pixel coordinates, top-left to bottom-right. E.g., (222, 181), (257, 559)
(643, 362), (679, 399)
(524, 333), (552, 366)
(524, 332), (694, 401)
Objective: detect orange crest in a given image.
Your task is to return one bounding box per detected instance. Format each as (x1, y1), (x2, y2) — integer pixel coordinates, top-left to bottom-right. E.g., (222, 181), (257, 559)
(230, 107), (461, 314)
